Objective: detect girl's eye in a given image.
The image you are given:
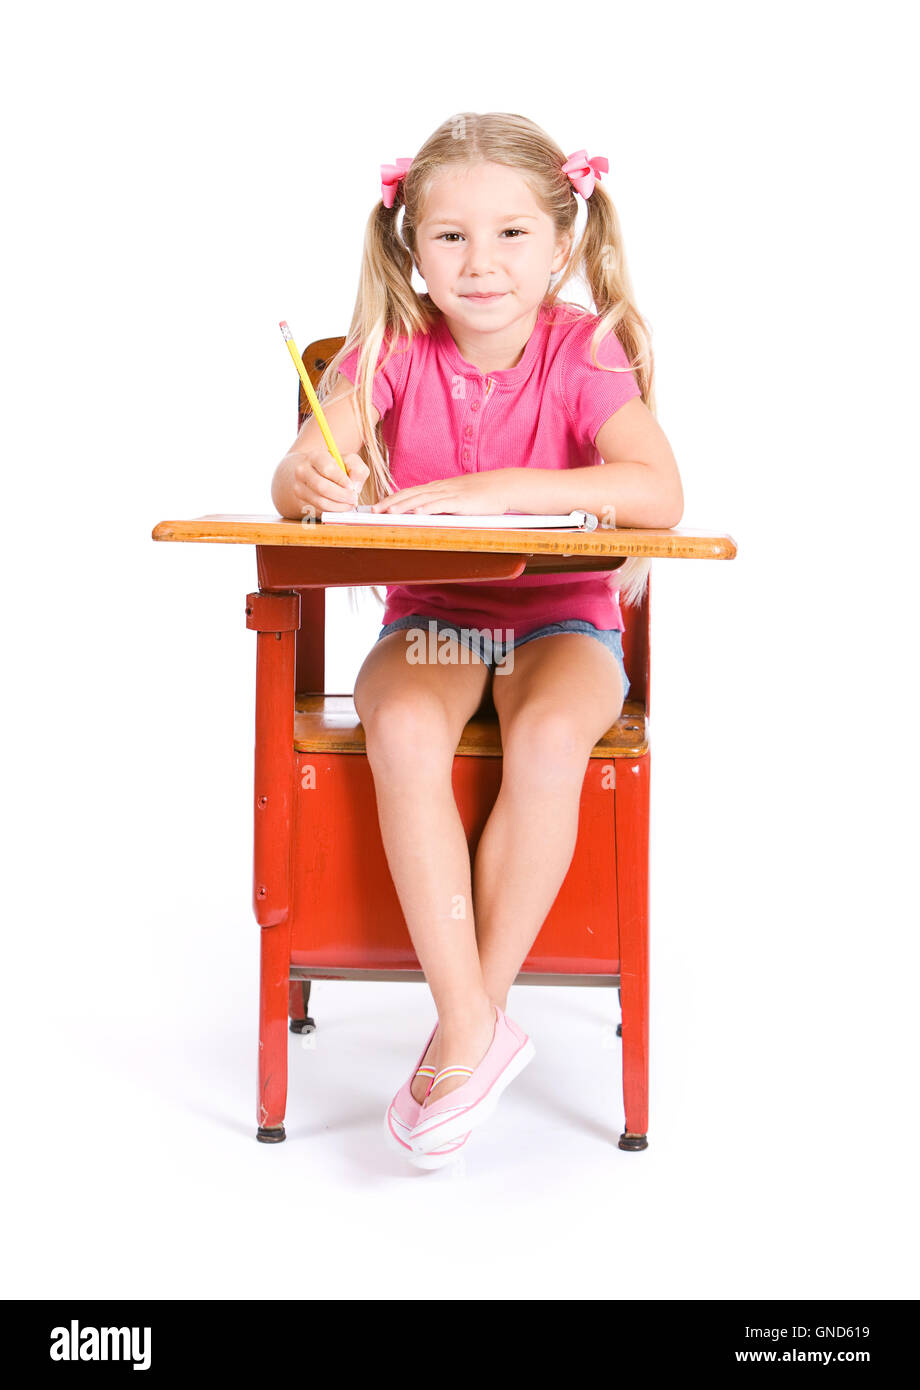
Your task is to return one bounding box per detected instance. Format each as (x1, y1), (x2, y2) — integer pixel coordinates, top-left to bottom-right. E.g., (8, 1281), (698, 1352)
(436, 229), (527, 242)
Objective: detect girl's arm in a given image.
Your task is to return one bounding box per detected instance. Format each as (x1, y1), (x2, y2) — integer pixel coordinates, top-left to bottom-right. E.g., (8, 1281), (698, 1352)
(504, 398), (684, 529)
(271, 389), (380, 519)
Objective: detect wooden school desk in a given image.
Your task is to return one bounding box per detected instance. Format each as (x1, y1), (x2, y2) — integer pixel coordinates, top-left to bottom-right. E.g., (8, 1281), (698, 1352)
(151, 511), (736, 1150)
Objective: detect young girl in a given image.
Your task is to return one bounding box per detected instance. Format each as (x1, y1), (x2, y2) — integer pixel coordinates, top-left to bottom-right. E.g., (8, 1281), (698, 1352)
(271, 112), (683, 1168)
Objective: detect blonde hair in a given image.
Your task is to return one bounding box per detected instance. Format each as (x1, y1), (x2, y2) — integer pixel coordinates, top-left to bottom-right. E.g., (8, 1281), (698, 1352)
(318, 110), (655, 612)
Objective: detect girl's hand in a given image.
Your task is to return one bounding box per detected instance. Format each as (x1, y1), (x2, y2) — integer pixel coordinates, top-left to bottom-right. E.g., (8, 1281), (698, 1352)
(371, 472), (513, 515)
(287, 448), (370, 516)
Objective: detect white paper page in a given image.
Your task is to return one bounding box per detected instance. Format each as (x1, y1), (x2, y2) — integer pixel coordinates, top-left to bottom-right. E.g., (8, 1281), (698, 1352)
(319, 507), (598, 531)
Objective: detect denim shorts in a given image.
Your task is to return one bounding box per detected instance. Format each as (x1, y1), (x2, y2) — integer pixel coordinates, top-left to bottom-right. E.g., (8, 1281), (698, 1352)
(375, 613), (630, 700)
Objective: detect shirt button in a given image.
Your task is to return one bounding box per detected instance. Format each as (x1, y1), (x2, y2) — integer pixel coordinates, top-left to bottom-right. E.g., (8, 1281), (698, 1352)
(464, 426), (473, 437)
(462, 449), (470, 460)
(471, 401), (480, 412)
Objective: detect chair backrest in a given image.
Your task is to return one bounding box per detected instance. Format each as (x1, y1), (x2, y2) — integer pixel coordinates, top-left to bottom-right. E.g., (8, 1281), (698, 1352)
(298, 337), (348, 426)
(298, 336), (650, 717)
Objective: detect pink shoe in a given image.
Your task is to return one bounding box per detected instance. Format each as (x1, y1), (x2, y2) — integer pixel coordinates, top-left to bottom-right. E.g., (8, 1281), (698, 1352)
(408, 1005), (535, 1154)
(384, 1022), (472, 1168)
(406, 1125), (473, 1171)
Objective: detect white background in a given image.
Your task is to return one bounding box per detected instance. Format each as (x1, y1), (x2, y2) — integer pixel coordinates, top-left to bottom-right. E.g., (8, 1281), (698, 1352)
(2, 0), (917, 1301)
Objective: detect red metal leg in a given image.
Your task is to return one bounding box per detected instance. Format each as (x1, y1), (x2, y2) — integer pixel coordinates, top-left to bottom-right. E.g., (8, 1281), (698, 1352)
(615, 752), (650, 1149)
(246, 590), (300, 1142)
(288, 980), (315, 1034)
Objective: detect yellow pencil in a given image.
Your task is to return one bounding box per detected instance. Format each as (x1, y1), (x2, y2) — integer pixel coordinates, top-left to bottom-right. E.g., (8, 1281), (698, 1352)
(279, 320), (349, 476)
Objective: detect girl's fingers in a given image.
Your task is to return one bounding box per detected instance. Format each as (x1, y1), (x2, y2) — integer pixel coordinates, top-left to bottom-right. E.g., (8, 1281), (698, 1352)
(315, 459), (356, 490)
(294, 479), (356, 511)
(374, 489), (443, 511)
(308, 461), (360, 506)
(344, 452), (370, 483)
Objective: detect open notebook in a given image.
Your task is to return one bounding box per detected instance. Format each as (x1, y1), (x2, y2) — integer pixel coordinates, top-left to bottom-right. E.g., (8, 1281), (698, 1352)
(320, 505), (599, 531)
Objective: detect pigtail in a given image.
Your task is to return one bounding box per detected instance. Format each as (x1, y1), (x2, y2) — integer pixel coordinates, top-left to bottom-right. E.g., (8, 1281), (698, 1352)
(315, 193), (435, 614)
(565, 184), (656, 611)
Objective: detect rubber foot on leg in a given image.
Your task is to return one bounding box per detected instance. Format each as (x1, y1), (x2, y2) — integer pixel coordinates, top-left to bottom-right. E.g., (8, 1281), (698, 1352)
(257, 1124), (286, 1143)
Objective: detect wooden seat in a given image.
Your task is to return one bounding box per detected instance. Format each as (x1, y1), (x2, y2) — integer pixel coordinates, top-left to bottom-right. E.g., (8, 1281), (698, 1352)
(294, 693), (649, 758)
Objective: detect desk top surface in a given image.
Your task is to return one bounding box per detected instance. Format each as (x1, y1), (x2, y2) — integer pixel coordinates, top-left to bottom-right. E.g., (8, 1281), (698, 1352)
(151, 514), (737, 561)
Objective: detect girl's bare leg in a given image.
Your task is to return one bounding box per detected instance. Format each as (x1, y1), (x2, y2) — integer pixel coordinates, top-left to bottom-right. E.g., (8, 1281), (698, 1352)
(354, 630), (497, 1107)
(472, 635), (625, 1010)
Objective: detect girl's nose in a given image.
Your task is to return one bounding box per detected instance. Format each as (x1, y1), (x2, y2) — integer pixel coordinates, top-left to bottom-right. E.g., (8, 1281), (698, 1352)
(463, 241), (498, 274)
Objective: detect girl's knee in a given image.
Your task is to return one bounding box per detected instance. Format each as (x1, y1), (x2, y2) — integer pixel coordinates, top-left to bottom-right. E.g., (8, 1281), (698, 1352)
(361, 696), (455, 771)
(500, 705), (596, 774)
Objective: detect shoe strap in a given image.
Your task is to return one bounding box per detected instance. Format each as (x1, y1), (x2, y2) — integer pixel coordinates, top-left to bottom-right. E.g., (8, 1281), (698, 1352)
(415, 1066), (437, 1078)
(425, 1065), (474, 1098)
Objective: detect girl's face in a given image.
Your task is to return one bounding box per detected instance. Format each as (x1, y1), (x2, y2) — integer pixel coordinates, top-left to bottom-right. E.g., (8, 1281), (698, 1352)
(413, 162), (572, 334)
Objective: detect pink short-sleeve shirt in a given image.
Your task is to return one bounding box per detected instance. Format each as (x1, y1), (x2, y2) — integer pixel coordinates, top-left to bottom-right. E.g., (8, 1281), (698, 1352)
(335, 300), (641, 637)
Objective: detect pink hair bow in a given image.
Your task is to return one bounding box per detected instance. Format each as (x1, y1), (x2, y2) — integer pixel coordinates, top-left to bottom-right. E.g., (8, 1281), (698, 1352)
(561, 149), (609, 199)
(380, 157), (413, 208)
